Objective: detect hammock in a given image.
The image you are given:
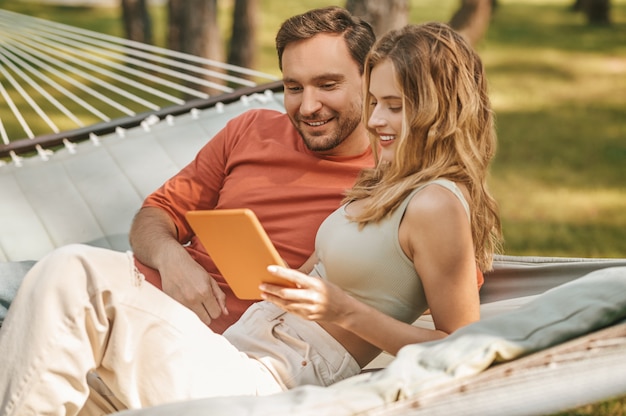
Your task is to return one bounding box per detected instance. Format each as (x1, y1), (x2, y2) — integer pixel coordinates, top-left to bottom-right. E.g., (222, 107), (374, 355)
(0, 10), (625, 416)
(0, 8), (282, 261)
(0, 85), (284, 261)
(0, 8), (279, 162)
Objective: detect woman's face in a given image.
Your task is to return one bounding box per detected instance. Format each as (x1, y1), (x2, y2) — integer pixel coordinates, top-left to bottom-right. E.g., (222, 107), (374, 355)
(367, 59), (403, 164)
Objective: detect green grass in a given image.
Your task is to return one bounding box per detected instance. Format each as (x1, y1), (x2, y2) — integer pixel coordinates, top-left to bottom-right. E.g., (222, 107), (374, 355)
(1, 0), (625, 413)
(552, 398), (626, 416)
(479, 0), (626, 258)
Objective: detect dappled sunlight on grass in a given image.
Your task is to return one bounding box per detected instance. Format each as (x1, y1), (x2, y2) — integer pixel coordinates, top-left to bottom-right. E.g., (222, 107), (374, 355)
(492, 176), (626, 223)
(490, 175), (626, 257)
(493, 105), (625, 187)
(500, 220), (626, 258)
(486, 51), (626, 111)
(487, 0), (626, 54)
(480, 0), (626, 261)
(550, 396), (626, 416)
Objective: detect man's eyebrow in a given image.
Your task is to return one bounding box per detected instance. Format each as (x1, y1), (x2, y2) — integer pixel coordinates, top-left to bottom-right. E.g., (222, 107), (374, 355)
(283, 74), (345, 84)
(314, 73), (345, 82)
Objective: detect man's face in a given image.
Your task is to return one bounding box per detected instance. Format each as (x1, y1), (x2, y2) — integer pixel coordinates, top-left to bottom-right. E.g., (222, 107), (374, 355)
(281, 34), (367, 157)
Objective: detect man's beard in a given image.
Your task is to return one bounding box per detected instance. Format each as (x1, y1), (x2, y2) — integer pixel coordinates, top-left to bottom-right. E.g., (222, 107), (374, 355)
(298, 110), (361, 152)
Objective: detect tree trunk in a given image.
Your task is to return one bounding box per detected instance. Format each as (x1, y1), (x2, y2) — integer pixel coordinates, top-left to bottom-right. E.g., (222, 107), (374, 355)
(449, 0), (492, 47)
(579, 0), (611, 24)
(120, 0), (152, 44)
(183, 0), (223, 61)
(167, 0), (224, 95)
(571, 0), (583, 12)
(345, 0), (409, 38)
(227, 0), (258, 80)
(167, 0), (183, 51)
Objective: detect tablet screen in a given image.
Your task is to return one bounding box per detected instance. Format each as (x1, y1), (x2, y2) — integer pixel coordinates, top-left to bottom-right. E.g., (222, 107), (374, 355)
(186, 208), (294, 299)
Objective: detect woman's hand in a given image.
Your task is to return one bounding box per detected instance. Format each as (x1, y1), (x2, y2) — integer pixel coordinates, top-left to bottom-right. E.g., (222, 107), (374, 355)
(260, 265), (354, 323)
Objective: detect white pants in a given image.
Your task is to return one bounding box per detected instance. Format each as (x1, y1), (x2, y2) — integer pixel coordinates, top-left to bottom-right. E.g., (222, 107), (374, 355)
(0, 244), (359, 416)
(0, 245), (281, 415)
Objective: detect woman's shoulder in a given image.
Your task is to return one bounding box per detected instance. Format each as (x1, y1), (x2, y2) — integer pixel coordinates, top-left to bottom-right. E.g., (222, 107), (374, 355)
(404, 180), (470, 225)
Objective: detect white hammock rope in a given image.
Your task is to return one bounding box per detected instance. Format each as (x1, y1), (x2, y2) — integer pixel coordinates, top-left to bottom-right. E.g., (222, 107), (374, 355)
(0, 73), (36, 139)
(3, 29), (206, 102)
(2, 40), (136, 119)
(19, 24), (259, 91)
(2, 9), (274, 82)
(9, 35), (170, 111)
(0, 49), (86, 129)
(0, 55), (63, 136)
(0, 8), (279, 147)
(0, 44), (112, 124)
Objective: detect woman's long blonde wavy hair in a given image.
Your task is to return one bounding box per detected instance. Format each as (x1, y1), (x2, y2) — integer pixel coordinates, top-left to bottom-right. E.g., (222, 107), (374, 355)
(344, 22), (502, 271)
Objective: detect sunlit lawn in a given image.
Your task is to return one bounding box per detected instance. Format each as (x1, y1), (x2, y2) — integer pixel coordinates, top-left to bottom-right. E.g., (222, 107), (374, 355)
(482, 1), (626, 260)
(0, 0), (625, 412)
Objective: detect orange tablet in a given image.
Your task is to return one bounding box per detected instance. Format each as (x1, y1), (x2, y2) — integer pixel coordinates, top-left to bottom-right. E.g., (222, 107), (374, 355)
(185, 208), (294, 300)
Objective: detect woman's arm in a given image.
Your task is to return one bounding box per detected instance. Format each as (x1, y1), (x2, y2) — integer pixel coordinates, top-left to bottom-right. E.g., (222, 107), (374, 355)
(262, 185), (479, 356)
(401, 185), (480, 334)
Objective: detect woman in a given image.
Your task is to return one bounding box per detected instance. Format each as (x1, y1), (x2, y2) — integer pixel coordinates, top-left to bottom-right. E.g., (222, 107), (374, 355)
(261, 21), (501, 367)
(0, 22), (501, 415)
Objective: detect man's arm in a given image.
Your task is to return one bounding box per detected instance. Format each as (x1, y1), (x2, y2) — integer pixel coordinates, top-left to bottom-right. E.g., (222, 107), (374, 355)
(129, 206), (227, 326)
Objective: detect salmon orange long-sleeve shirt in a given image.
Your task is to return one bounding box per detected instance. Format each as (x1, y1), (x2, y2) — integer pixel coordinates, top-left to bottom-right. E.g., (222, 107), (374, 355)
(135, 109), (374, 333)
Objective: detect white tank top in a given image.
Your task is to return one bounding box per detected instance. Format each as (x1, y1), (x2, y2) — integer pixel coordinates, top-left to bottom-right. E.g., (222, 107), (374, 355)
(312, 179), (470, 324)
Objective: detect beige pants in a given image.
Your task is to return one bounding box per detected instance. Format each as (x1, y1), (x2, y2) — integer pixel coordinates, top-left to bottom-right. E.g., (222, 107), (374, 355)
(1, 244), (332, 415)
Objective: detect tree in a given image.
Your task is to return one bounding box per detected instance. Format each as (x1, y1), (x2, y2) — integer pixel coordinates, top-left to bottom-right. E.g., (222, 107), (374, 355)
(166, 0), (183, 52)
(227, 0), (258, 80)
(449, 0), (493, 47)
(120, 0), (153, 44)
(573, 0), (612, 25)
(345, 0), (493, 47)
(345, 0), (409, 38)
(167, 0), (223, 62)
(167, 0), (224, 95)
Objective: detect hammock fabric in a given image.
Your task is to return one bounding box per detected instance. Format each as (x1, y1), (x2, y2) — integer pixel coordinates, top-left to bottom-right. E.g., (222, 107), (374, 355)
(0, 87), (285, 262)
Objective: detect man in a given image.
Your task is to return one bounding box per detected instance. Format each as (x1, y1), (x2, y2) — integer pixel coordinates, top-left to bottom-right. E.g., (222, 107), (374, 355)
(128, 6), (376, 333)
(0, 6), (376, 331)
(0, 7), (377, 415)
